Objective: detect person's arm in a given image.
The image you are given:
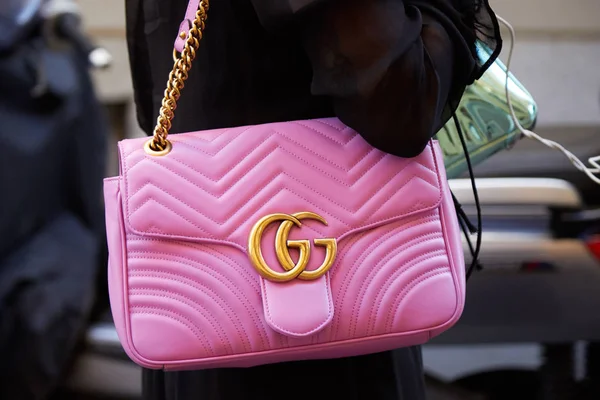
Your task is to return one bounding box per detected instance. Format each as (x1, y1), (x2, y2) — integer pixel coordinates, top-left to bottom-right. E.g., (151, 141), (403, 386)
(251, 0), (489, 158)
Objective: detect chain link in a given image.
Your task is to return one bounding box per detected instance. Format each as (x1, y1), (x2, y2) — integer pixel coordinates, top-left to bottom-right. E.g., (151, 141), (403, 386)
(149, 0), (210, 152)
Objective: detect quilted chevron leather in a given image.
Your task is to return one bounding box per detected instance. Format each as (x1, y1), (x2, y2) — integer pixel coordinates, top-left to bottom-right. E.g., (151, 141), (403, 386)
(104, 117), (465, 370)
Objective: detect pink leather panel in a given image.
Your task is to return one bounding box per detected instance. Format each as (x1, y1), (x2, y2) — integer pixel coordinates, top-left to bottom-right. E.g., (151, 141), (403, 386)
(106, 117), (464, 369)
(429, 144), (465, 337)
(118, 118), (442, 247)
(261, 275), (333, 337)
(121, 212), (455, 367)
(104, 178), (128, 346)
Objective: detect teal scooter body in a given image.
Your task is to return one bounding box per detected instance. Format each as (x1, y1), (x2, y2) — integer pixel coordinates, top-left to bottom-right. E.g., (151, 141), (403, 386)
(438, 43), (537, 178)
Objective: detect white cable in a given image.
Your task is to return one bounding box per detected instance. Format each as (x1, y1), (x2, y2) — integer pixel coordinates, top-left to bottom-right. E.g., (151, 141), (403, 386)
(495, 14), (600, 185)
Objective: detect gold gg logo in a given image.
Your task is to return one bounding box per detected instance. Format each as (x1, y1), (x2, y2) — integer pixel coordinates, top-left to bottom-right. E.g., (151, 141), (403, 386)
(248, 212), (337, 282)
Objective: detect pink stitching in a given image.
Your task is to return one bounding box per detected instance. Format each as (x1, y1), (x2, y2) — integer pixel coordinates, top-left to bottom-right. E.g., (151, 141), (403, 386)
(129, 306), (213, 354)
(282, 155), (421, 217)
(161, 241), (269, 348)
(291, 121), (349, 146)
(130, 287), (233, 354)
(349, 233), (445, 335)
(332, 213), (437, 336)
(274, 128), (347, 168)
(347, 225), (444, 335)
(385, 268), (451, 331)
(368, 250), (448, 335)
(129, 264), (252, 353)
(119, 135), (443, 245)
(312, 119), (347, 133)
(128, 193), (212, 236)
(170, 126), (252, 157)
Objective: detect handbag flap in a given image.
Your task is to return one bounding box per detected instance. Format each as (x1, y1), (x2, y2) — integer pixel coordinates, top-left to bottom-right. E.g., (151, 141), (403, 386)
(118, 118), (443, 248)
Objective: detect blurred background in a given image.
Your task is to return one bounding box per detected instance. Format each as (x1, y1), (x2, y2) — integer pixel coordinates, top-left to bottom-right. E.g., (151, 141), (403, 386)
(1, 0), (600, 399)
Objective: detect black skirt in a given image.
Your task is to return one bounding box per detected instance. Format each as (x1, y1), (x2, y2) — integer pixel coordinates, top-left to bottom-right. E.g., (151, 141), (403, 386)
(142, 347), (426, 400)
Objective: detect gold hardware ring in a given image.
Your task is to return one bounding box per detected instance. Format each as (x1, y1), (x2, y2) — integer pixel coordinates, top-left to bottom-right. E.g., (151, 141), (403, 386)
(248, 212), (337, 283)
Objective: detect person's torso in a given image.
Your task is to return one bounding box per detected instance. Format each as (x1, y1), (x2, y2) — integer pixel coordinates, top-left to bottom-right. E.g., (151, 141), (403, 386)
(139, 0), (334, 135)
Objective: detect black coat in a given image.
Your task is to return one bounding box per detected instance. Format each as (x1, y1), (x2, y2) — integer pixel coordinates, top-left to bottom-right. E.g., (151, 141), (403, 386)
(125, 0), (501, 398)
(0, 21), (108, 399)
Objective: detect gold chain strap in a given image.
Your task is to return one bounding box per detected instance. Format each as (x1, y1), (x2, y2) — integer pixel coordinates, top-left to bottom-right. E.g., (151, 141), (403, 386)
(145, 0), (210, 155)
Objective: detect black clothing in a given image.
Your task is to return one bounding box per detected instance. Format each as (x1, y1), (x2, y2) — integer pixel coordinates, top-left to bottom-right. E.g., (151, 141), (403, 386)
(0, 28), (108, 399)
(124, 0), (501, 398)
(143, 346), (426, 400)
(126, 0), (501, 157)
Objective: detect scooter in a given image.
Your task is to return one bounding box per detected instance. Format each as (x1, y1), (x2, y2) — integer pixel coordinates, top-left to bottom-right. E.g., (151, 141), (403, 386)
(424, 19), (600, 399)
(0, 1), (111, 399)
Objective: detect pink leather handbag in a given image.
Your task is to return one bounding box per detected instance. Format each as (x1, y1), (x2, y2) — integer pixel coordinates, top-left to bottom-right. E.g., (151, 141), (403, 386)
(104, 0), (465, 371)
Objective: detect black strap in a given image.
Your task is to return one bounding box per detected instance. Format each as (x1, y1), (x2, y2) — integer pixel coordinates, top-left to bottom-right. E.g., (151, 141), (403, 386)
(449, 108), (483, 280)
